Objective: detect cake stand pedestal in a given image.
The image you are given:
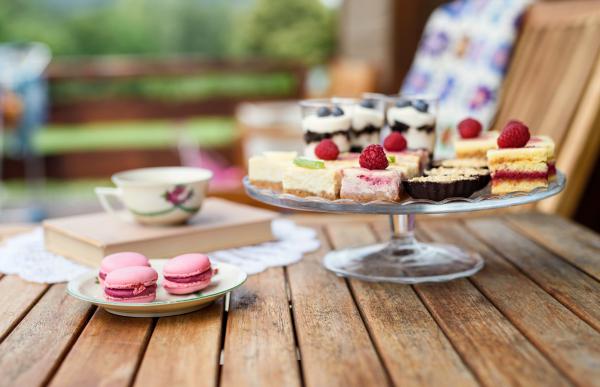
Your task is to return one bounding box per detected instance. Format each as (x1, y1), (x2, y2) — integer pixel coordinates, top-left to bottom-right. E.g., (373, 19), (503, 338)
(243, 171), (565, 283)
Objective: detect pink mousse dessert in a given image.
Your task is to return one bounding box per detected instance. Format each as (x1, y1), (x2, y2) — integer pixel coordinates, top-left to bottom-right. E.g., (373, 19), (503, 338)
(162, 253), (218, 295)
(99, 252), (150, 288)
(339, 167), (404, 203)
(103, 266), (158, 303)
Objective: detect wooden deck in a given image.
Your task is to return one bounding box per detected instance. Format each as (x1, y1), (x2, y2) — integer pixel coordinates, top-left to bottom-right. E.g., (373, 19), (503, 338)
(1, 212), (600, 387)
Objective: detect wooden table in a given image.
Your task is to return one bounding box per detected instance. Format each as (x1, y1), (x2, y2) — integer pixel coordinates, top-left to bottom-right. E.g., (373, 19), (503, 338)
(1, 212), (600, 387)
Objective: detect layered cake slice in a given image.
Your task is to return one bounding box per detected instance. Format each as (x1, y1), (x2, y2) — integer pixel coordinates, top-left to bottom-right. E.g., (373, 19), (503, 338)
(527, 135), (556, 181)
(248, 151), (297, 190)
(453, 130), (499, 159)
(283, 163), (342, 200)
(302, 106), (351, 158)
(382, 132), (428, 175)
(339, 167), (404, 202)
(387, 149), (430, 174)
(487, 147), (548, 195)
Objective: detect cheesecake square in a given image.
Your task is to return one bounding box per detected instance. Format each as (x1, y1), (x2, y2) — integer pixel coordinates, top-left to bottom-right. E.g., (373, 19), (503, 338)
(283, 164), (341, 200)
(339, 167), (405, 203)
(249, 151), (297, 190)
(487, 147), (548, 195)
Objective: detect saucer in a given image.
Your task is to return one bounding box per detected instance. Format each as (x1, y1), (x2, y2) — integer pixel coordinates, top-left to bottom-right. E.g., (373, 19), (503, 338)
(67, 259), (247, 317)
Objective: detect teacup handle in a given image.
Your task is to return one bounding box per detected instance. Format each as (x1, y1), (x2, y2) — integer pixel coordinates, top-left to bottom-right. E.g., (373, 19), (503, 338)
(94, 187), (134, 222)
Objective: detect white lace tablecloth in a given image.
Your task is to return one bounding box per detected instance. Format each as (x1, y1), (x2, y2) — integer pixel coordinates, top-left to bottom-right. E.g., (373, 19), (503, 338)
(0, 219), (320, 284)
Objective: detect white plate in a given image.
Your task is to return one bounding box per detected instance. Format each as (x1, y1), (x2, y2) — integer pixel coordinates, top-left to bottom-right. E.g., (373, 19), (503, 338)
(67, 260), (247, 317)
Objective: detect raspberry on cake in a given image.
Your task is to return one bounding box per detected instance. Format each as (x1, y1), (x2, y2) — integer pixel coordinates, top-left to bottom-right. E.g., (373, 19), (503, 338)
(527, 135), (557, 181)
(248, 151), (297, 190)
(487, 147), (548, 195)
(453, 130), (499, 159)
(314, 139), (340, 160)
(339, 167), (406, 203)
(283, 164), (341, 200)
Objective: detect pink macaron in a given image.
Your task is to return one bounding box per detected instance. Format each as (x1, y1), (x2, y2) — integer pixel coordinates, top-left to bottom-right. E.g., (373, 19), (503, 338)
(162, 253), (218, 295)
(99, 252), (150, 288)
(103, 266), (158, 303)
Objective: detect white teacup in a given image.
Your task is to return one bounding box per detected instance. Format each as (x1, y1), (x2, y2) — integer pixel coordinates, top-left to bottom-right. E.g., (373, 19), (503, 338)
(95, 167), (213, 225)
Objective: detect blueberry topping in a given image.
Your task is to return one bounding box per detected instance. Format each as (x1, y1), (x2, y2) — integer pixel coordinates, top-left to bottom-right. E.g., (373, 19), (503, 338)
(396, 100), (412, 108)
(360, 100), (375, 109)
(413, 100), (429, 112)
(331, 107), (344, 116)
(317, 107), (331, 117)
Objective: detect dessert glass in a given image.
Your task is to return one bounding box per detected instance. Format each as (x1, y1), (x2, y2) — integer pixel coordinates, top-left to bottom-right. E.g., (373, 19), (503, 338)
(299, 99), (355, 158)
(332, 94), (387, 152)
(385, 94), (439, 156)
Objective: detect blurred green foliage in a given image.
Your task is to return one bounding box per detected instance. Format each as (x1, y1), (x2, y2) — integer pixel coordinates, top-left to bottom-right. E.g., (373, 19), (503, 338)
(51, 72), (297, 103)
(0, 0), (336, 65)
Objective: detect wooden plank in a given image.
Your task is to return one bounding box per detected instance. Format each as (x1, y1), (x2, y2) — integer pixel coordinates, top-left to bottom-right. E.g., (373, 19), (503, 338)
(0, 284), (94, 387)
(421, 220), (600, 386)
(49, 308), (153, 387)
(327, 223), (479, 387)
(506, 212), (600, 281)
(464, 218), (600, 332)
(286, 225), (390, 387)
(369, 223), (571, 386)
(134, 299), (224, 387)
(0, 275), (48, 343)
(220, 267), (301, 387)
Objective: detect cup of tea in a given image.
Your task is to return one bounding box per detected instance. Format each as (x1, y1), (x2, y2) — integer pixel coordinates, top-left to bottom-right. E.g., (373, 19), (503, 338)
(95, 167), (213, 225)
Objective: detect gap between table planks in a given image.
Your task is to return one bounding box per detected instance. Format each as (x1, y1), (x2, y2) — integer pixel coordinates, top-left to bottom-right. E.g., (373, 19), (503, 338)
(330, 221), (570, 387)
(220, 267), (301, 387)
(48, 308), (155, 387)
(0, 275), (49, 343)
(287, 225), (391, 387)
(463, 217), (600, 332)
(134, 298), (224, 387)
(505, 212), (600, 282)
(420, 219), (600, 387)
(325, 222), (479, 387)
(0, 283), (95, 387)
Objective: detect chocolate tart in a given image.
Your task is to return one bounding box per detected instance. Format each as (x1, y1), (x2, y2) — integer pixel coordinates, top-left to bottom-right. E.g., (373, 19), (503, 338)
(425, 167), (490, 191)
(402, 175), (479, 201)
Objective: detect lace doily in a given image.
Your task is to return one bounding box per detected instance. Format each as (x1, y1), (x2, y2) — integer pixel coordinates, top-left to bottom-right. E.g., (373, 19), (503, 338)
(0, 219), (320, 284)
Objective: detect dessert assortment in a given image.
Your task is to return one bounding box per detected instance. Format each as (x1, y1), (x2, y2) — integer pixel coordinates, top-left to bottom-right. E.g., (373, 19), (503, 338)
(249, 97), (560, 203)
(100, 252), (218, 303)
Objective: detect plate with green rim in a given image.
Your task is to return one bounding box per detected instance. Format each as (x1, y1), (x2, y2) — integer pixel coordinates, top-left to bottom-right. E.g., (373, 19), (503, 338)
(67, 260), (247, 317)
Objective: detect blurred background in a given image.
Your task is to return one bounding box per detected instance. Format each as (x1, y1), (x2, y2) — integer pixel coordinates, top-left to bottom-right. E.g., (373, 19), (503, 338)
(2, 0), (600, 231)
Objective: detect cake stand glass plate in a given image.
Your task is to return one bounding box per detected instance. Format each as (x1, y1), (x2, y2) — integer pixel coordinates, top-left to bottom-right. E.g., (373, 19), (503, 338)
(244, 171), (565, 283)
(67, 260), (247, 317)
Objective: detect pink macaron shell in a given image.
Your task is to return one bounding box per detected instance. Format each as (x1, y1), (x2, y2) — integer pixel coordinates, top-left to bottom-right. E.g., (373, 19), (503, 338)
(104, 266), (158, 289)
(162, 278), (211, 295)
(99, 277), (106, 288)
(100, 252), (150, 276)
(103, 292), (156, 303)
(163, 253), (212, 278)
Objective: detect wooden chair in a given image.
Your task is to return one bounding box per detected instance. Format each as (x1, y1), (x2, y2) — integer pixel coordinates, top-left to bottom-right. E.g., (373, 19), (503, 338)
(494, 0), (600, 217)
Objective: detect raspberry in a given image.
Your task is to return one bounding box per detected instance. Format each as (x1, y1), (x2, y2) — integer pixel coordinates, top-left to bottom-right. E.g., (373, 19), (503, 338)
(314, 139), (339, 160)
(497, 121), (530, 148)
(383, 132), (407, 152)
(359, 144), (389, 170)
(457, 118), (482, 139)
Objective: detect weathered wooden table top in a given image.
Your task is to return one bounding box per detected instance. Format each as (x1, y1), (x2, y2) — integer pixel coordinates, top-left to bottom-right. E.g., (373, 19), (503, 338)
(1, 211), (600, 387)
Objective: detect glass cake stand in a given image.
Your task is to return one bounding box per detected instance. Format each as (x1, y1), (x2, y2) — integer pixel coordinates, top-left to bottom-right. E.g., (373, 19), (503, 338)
(243, 171), (566, 284)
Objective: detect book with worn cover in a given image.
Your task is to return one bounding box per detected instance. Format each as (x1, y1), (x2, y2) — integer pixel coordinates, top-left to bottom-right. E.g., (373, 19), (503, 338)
(43, 198), (278, 267)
